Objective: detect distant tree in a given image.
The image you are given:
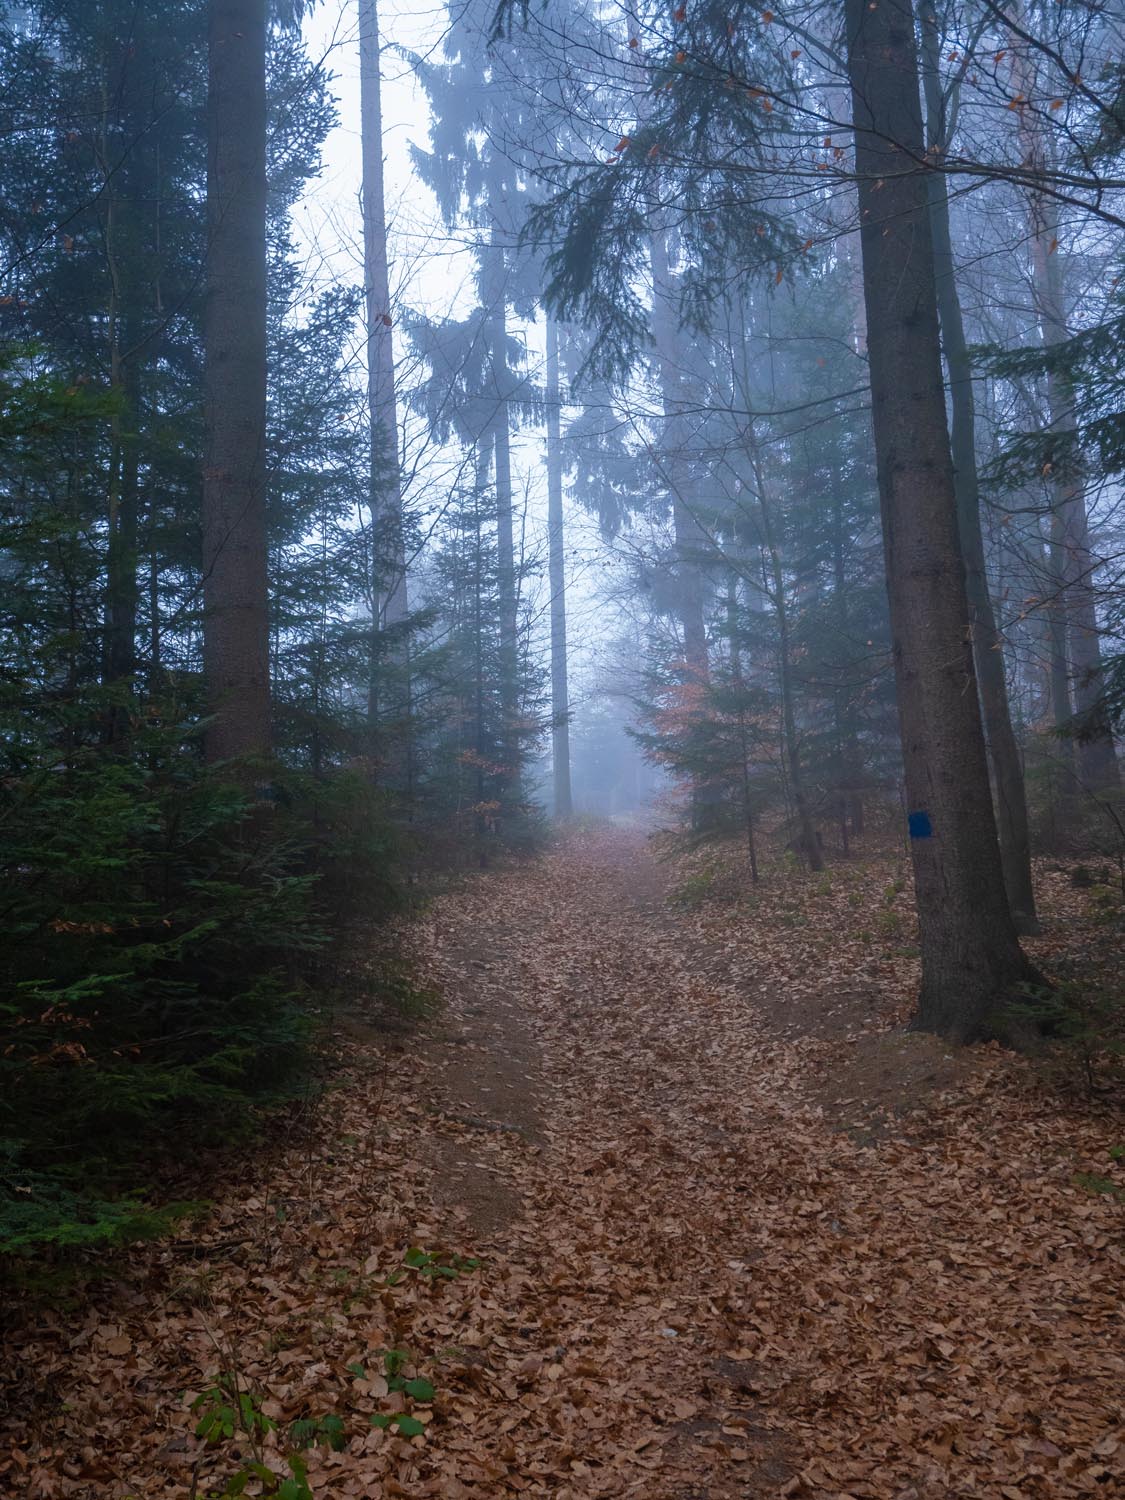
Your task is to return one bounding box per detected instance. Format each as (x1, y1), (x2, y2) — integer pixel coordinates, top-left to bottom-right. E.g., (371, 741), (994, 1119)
(545, 315), (573, 816)
(1005, 18), (1119, 796)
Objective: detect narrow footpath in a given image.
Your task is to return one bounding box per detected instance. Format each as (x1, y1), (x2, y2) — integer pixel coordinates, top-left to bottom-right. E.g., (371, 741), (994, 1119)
(2, 830), (1121, 1499)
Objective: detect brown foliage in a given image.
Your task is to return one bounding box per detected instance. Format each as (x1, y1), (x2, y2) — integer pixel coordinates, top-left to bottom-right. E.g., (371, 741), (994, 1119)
(1, 831), (1121, 1498)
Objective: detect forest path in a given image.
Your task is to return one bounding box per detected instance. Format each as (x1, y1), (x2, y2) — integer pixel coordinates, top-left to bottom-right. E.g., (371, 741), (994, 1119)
(4, 829), (1121, 1500)
(412, 825), (796, 1495)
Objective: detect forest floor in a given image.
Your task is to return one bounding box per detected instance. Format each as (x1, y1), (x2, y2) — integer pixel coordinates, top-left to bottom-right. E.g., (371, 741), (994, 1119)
(2, 826), (1123, 1500)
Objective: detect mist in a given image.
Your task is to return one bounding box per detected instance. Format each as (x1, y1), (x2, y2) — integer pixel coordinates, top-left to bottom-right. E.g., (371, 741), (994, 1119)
(2, 0), (1123, 1493)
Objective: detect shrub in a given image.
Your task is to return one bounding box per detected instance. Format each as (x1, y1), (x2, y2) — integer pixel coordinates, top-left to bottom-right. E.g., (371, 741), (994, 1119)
(0, 694), (400, 1259)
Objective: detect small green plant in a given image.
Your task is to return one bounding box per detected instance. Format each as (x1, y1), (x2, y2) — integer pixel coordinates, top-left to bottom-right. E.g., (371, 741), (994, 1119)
(192, 1376), (276, 1449)
(366, 1350), (436, 1439)
(671, 868), (718, 909)
(191, 1375), (314, 1499)
(200, 1457), (313, 1500)
(379, 961), (441, 1022)
(1001, 982), (1124, 1095)
(289, 1414), (347, 1452)
(814, 873), (832, 897)
(875, 909), (902, 940)
(402, 1245), (481, 1280)
(1089, 883), (1123, 927)
(1073, 1171), (1125, 1203)
(1073, 1147), (1124, 1203)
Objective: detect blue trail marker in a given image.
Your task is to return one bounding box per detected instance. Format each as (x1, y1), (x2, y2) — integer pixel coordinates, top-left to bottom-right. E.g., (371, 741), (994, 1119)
(908, 809), (933, 840)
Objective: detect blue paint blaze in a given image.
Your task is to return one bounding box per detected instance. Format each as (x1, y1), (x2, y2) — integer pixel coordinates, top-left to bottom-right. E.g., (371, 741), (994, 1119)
(908, 810), (933, 840)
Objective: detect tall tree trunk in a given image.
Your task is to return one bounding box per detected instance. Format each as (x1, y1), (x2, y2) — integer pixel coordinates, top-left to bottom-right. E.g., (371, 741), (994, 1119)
(360, 0), (409, 773)
(919, 4), (1038, 931)
(828, 452), (864, 843)
(649, 226), (721, 830)
(752, 451), (824, 873)
(360, 0), (407, 744)
(731, 295), (823, 871)
(845, 0), (1036, 1040)
(202, 0), (271, 763)
(483, 157), (520, 787)
(545, 316), (573, 818)
(1008, 27), (1119, 794)
(104, 336), (140, 732)
(727, 574), (760, 880)
(97, 47), (141, 741)
(650, 227), (709, 682)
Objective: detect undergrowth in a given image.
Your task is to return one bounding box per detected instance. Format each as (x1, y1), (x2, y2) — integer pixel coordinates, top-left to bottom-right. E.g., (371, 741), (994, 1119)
(0, 691), (405, 1267)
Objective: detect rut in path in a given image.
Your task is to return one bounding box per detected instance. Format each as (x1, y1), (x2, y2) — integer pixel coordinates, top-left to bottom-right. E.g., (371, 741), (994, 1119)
(2, 829), (1121, 1500)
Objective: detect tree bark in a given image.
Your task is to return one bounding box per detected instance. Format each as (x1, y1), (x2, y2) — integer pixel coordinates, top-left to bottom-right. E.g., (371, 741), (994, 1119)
(919, 3), (1038, 931)
(845, 0), (1036, 1040)
(359, 0), (407, 636)
(202, 0), (271, 763)
(545, 316), (573, 818)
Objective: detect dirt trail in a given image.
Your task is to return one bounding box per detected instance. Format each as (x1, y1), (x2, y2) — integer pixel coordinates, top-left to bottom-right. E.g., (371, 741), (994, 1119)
(410, 829), (796, 1495)
(401, 829), (1122, 1499)
(2, 829), (1121, 1500)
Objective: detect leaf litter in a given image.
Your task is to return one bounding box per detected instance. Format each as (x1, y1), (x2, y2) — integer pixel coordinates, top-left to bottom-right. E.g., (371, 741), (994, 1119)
(1, 827), (1121, 1499)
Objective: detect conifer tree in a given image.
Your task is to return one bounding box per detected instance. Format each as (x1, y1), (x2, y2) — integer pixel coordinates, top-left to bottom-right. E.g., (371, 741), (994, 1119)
(845, 0), (1037, 1036)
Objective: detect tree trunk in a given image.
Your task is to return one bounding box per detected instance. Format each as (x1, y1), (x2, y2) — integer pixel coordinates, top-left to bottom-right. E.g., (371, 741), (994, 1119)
(649, 226), (721, 830)
(483, 157), (520, 786)
(758, 473), (823, 874)
(201, 0), (271, 763)
(97, 49), (141, 741)
(919, 3), (1038, 932)
(1007, 26), (1119, 794)
(545, 316), (573, 818)
(733, 303), (823, 873)
(359, 0), (407, 637)
(649, 228), (710, 683)
(828, 452), (864, 849)
(104, 337), (140, 735)
(1030, 236), (1118, 793)
(845, 0), (1036, 1040)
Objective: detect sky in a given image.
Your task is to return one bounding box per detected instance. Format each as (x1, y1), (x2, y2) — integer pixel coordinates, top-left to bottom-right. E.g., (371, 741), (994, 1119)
(296, 1), (656, 801)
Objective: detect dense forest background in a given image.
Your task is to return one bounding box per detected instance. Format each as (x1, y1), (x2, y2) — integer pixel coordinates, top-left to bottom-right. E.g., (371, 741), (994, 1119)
(1, 0), (1122, 1261)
